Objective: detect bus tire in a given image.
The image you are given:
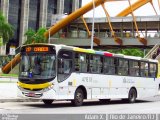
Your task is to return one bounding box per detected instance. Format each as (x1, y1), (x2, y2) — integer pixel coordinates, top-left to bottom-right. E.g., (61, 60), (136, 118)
(71, 88), (84, 106)
(42, 100), (53, 105)
(99, 99), (110, 104)
(128, 88), (137, 103)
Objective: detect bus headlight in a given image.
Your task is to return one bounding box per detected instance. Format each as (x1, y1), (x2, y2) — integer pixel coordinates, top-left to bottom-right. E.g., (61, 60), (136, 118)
(43, 83), (54, 92)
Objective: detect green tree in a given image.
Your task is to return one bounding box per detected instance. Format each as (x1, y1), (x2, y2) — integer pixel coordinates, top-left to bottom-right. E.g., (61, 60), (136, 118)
(0, 11), (14, 44)
(108, 48), (144, 57)
(24, 28), (47, 44)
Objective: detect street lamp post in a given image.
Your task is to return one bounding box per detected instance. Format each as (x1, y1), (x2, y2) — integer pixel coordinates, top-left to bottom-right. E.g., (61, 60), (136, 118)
(91, 0), (95, 50)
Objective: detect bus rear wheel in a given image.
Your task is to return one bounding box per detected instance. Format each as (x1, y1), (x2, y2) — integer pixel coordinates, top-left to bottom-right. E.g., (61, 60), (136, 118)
(128, 88), (137, 103)
(42, 100), (53, 105)
(71, 88), (84, 106)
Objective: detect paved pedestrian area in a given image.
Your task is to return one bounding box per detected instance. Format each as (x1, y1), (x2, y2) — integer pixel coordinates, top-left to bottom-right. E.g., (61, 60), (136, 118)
(0, 77), (18, 100)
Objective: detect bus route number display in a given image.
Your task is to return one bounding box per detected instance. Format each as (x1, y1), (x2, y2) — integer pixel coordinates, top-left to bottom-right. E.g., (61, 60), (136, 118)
(26, 47), (49, 52)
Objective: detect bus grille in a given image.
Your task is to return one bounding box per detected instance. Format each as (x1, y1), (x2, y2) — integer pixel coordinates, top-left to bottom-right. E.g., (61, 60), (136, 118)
(23, 88), (43, 91)
(22, 92), (42, 98)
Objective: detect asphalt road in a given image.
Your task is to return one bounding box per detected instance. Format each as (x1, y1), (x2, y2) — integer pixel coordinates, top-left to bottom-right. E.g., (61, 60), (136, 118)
(0, 96), (160, 114)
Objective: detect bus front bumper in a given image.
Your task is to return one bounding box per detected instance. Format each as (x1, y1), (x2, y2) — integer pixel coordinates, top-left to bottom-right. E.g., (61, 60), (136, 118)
(17, 82), (57, 99)
(17, 87), (57, 100)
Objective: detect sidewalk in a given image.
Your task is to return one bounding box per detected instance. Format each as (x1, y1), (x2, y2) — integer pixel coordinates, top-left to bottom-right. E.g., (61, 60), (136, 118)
(0, 77), (24, 102)
(0, 67), (19, 102)
(0, 77), (40, 102)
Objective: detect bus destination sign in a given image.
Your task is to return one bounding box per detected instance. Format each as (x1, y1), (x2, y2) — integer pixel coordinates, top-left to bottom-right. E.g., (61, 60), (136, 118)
(26, 47), (49, 52)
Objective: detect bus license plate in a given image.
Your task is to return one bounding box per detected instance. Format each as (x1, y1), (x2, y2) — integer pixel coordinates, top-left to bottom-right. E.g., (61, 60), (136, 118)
(28, 92), (35, 97)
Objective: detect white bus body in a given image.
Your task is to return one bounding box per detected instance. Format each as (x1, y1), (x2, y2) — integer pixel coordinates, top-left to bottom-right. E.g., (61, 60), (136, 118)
(17, 44), (160, 106)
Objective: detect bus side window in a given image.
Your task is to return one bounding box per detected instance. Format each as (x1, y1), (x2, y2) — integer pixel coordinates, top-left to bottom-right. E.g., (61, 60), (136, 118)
(58, 50), (73, 82)
(129, 60), (140, 76)
(89, 55), (102, 74)
(117, 59), (128, 76)
(149, 63), (157, 78)
(74, 53), (88, 73)
(74, 53), (80, 71)
(140, 62), (148, 77)
(103, 57), (115, 75)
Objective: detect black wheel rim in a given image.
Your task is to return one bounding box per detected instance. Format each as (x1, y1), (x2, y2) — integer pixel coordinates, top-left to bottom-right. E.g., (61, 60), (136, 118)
(130, 90), (135, 102)
(76, 92), (83, 104)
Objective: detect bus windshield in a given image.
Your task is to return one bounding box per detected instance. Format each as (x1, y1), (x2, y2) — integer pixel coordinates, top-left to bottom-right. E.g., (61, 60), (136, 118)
(20, 53), (56, 79)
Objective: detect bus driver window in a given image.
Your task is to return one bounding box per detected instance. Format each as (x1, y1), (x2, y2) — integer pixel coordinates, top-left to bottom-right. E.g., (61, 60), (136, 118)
(58, 50), (73, 82)
(33, 57), (41, 75)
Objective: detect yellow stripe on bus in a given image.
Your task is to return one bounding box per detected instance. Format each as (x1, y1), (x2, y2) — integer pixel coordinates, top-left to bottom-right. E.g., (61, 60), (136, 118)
(17, 82), (52, 90)
(157, 63), (160, 78)
(73, 48), (95, 54)
(73, 79), (76, 86)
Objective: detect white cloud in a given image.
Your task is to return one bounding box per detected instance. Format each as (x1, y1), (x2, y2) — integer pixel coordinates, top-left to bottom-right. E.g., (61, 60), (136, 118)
(82, 0), (160, 17)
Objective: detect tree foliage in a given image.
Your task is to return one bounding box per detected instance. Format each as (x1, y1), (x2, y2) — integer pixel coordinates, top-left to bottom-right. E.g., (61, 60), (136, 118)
(24, 28), (47, 44)
(0, 11), (14, 44)
(108, 48), (144, 57)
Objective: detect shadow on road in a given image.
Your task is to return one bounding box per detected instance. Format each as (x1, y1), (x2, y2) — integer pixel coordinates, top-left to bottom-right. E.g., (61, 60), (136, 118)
(23, 99), (153, 108)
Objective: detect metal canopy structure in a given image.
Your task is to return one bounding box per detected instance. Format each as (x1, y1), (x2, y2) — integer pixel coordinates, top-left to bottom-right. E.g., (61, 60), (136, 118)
(2, 0), (160, 74)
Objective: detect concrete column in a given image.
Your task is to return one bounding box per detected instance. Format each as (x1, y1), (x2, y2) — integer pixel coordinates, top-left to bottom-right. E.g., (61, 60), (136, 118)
(145, 22), (147, 38)
(72, 0), (79, 12)
(98, 24), (100, 38)
(121, 22), (123, 38)
(18, 0), (29, 46)
(0, 0), (2, 11)
(1, 0), (9, 21)
(39, 0), (48, 28)
(57, 0), (64, 14)
(0, 0), (9, 55)
(132, 22), (135, 38)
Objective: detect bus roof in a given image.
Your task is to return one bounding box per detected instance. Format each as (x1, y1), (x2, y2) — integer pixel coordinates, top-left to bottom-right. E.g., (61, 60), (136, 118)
(22, 44), (158, 63)
(60, 44), (158, 63)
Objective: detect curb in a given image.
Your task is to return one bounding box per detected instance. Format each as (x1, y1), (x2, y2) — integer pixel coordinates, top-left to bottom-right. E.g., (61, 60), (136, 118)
(0, 76), (18, 79)
(0, 99), (40, 103)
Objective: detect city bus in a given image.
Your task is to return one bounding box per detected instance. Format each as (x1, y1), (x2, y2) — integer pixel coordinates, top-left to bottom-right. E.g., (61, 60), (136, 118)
(17, 43), (160, 106)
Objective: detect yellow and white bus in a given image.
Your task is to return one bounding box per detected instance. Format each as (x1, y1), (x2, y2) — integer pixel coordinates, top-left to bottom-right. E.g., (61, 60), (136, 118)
(17, 44), (160, 106)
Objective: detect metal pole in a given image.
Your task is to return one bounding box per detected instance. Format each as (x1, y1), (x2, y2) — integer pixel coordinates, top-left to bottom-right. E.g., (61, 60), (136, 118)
(91, 0), (95, 49)
(48, 30), (50, 44)
(143, 49), (146, 57)
(10, 56), (12, 82)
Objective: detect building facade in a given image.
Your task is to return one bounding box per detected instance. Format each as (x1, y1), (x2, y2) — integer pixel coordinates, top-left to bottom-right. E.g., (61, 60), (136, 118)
(0, 0), (82, 54)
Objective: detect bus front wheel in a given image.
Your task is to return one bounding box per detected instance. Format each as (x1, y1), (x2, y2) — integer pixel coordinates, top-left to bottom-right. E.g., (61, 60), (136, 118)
(128, 88), (137, 103)
(71, 88), (84, 106)
(42, 100), (53, 105)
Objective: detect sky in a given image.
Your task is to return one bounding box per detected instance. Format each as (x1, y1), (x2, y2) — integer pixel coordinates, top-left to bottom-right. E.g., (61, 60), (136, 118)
(82, 0), (160, 17)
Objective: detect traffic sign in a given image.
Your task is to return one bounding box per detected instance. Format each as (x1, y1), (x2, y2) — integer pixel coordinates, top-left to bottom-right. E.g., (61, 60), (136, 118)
(9, 46), (16, 55)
